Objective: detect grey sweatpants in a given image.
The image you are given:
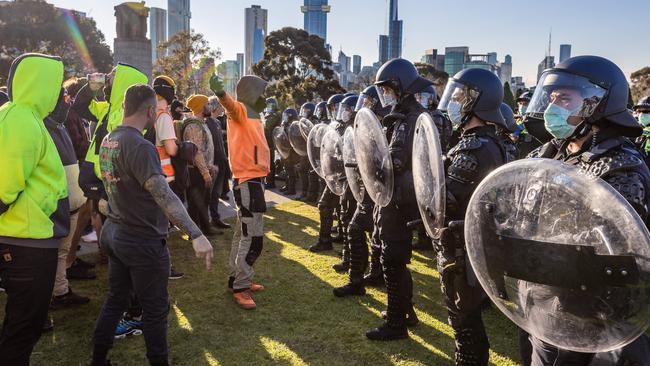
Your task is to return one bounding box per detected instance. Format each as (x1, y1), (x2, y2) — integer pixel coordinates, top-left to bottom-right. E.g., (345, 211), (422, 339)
(229, 178), (266, 291)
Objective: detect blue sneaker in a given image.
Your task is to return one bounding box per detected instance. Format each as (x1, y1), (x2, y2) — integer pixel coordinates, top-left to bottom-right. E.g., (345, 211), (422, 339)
(114, 317), (143, 339)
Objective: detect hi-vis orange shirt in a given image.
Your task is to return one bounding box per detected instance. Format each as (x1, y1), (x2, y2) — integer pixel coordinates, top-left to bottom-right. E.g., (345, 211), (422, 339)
(219, 93), (270, 183)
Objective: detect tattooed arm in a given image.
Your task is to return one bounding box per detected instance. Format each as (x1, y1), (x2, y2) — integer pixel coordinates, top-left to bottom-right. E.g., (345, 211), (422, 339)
(184, 124), (212, 185)
(144, 174), (203, 239)
(144, 174), (214, 268)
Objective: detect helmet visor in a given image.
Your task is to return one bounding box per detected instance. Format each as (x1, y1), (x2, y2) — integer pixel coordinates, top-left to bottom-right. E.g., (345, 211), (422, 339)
(527, 71), (607, 120)
(415, 92), (437, 110)
(377, 85), (398, 108)
(438, 80), (480, 113)
(299, 106), (313, 118)
(337, 103), (355, 123)
(355, 94), (378, 112)
(327, 103), (339, 121)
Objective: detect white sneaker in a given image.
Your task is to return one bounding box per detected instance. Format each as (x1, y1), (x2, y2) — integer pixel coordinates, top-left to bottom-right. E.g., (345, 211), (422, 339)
(81, 231), (98, 243)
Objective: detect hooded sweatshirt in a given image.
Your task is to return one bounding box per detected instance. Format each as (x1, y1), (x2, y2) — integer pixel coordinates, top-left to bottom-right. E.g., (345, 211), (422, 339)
(74, 63), (148, 198)
(0, 53), (69, 248)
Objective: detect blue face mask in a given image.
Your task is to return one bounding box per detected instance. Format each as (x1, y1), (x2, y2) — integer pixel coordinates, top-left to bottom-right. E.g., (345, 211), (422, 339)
(544, 103), (577, 139)
(447, 101), (463, 126)
(518, 104), (527, 115)
(639, 113), (650, 126)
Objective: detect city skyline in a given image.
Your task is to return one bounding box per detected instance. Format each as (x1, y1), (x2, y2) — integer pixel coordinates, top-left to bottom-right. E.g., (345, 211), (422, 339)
(45, 0), (650, 86)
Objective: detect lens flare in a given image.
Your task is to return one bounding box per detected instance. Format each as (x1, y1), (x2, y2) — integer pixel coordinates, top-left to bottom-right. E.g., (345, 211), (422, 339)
(61, 9), (95, 72)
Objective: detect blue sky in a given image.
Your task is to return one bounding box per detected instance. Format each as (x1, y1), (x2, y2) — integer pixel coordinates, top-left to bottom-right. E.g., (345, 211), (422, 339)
(47, 0), (650, 86)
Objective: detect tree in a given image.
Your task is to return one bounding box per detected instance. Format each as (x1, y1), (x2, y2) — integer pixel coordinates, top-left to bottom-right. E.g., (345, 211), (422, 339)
(154, 30), (220, 99)
(503, 82), (516, 110)
(631, 67), (650, 104)
(252, 27), (344, 108)
(0, 0), (113, 85)
(414, 62), (449, 98)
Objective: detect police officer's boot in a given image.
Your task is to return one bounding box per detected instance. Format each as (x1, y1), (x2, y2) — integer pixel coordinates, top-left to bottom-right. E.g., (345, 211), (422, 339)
(334, 228), (367, 297)
(380, 304), (419, 327)
(309, 238), (333, 252)
(332, 247), (350, 272)
(366, 264), (409, 341)
(333, 280), (365, 297)
(364, 247), (384, 287)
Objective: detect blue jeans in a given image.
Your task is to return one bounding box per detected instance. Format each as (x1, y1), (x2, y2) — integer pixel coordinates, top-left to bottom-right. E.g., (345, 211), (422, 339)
(92, 220), (170, 365)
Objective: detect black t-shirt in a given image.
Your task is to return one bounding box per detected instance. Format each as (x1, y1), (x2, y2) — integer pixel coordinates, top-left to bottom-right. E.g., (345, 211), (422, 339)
(99, 126), (168, 239)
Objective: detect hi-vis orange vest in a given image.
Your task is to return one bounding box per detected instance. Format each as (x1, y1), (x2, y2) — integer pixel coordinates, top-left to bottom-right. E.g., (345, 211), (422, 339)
(155, 110), (175, 181)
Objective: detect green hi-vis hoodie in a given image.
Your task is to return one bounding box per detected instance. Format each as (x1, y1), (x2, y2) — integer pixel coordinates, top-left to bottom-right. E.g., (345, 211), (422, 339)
(0, 53), (70, 248)
(84, 63), (148, 179)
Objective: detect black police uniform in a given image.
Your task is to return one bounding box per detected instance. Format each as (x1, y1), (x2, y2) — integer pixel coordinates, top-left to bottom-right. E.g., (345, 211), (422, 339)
(373, 96), (426, 329)
(526, 132), (650, 366)
(440, 124), (506, 365)
(264, 111), (281, 187)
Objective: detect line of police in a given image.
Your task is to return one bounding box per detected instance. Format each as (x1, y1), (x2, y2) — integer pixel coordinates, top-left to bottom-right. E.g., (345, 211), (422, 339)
(264, 55), (650, 366)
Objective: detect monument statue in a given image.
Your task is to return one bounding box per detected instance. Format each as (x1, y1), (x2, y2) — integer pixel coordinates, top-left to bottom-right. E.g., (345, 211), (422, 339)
(113, 1), (152, 79)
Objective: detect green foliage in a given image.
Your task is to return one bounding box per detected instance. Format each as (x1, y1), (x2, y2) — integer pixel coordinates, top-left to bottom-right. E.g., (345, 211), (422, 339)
(0, 0), (113, 86)
(252, 27), (345, 108)
(154, 30), (220, 99)
(631, 67), (650, 103)
(414, 62), (449, 98)
(503, 82), (516, 110)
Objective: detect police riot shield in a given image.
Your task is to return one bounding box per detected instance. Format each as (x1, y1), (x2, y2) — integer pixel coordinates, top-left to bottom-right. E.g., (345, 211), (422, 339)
(320, 128), (346, 196)
(299, 118), (314, 140)
(288, 120), (308, 156)
(307, 123), (328, 178)
(464, 158), (650, 353)
(413, 113), (446, 239)
(353, 108), (393, 207)
(272, 126), (292, 160)
(343, 126), (365, 202)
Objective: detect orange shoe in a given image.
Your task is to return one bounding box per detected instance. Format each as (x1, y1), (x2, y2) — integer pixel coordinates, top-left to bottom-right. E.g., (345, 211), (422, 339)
(233, 291), (256, 310)
(250, 283), (265, 292)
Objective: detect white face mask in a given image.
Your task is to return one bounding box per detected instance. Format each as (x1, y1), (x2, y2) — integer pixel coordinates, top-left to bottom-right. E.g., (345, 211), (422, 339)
(341, 109), (353, 123)
(447, 101), (463, 126)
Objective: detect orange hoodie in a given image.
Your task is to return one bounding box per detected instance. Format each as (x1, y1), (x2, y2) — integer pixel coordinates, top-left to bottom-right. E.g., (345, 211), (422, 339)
(218, 93), (270, 183)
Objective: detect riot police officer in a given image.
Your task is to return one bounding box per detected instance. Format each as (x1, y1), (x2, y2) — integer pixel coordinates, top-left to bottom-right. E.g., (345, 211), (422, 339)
(264, 97), (281, 188)
(310, 94), (345, 252)
(280, 108), (299, 195)
(633, 96), (650, 163)
(330, 95), (359, 273)
(333, 87), (389, 296)
(365, 58), (432, 341)
(435, 67), (508, 364)
(314, 101), (329, 124)
(498, 103), (520, 162)
(298, 102), (320, 203)
(524, 55), (650, 366)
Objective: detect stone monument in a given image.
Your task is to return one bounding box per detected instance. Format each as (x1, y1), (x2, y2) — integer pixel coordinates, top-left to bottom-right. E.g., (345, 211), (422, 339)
(113, 2), (152, 79)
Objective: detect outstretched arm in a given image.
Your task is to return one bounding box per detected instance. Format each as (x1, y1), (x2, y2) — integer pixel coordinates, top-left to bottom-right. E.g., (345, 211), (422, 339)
(144, 174), (213, 268)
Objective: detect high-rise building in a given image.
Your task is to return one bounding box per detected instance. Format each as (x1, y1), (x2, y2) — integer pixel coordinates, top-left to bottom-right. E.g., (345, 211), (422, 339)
(537, 56), (555, 83)
(387, 0), (402, 59)
(168, 0), (190, 39)
(236, 53), (244, 80)
(487, 52), (498, 65)
(245, 5), (268, 75)
(149, 7), (167, 63)
(463, 54), (499, 75)
(499, 54), (512, 85)
(559, 44), (572, 63)
(338, 50), (351, 73)
(444, 46), (469, 76)
(217, 59), (242, 94)
(421, 49), (437, 65)
(353, 55), (362, 74)
(435, 54), (445, 72)
(378, 35), (389, 64)
(301, 0), (330, 43)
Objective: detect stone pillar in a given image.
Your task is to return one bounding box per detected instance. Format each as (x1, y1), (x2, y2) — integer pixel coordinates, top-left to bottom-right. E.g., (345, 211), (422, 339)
(113, 2), (152, 80)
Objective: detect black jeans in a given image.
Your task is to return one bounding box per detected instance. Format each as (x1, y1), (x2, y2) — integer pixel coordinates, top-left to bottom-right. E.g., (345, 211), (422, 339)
(92, 220), (170, 366)
(0, 244), (58, 366)
(187, 167), (211, 231)
(209, 160), (227, 221)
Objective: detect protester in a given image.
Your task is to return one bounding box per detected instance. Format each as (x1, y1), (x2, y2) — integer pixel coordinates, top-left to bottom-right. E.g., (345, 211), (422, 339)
(0, 53), (69, 365)
(0, 90), (9, 107)
(210, 74), (270, 310)
(183, 94), (219, 236)
(45, 88), (91, 310)
(92, 84), (213, 366)
(205, 96), (231, 230)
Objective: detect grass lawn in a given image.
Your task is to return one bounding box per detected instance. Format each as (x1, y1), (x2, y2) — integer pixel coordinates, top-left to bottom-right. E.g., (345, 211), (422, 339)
(0, 201), (522, 366)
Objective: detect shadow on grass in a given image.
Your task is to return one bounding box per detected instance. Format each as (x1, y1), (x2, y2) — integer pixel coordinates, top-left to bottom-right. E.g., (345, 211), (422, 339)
(0, 200), (521, 366)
